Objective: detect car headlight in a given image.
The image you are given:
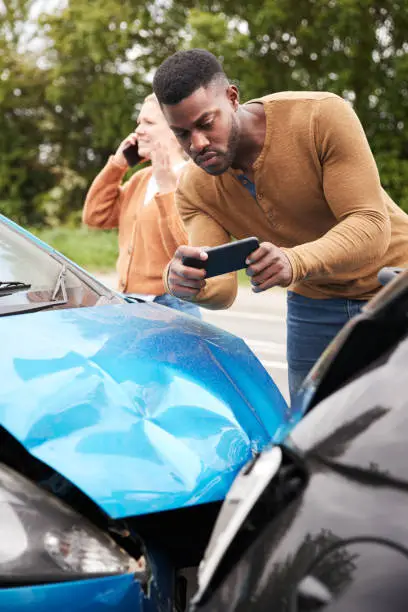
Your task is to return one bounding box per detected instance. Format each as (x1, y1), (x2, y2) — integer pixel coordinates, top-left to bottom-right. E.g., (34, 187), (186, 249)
(0, 463), (147, 584)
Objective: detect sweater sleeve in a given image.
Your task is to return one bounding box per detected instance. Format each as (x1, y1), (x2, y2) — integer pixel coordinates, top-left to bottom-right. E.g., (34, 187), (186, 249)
(82, 156), (130, 229)
(282, 97), (391, 283)
(163, 176), (238, 310)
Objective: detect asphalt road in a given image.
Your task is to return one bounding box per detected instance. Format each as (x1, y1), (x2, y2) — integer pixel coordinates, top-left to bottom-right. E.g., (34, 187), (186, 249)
(96, 273), (289, 402)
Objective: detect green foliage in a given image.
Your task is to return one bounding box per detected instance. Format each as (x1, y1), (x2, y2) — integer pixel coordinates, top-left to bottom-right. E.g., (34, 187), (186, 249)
(0, 0), (61, 225)
(376, 155), (408, 214)
(1, 0), (408, 229)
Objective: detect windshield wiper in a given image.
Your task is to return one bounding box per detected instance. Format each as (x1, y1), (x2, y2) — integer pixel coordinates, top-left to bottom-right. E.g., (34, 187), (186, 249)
(0, 281), (31, 297)
(0, 265), (68, 317)
(51, 264), (68, 302)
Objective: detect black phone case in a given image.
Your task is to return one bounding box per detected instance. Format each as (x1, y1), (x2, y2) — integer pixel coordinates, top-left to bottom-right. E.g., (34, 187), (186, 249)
(182, 237), (260, 278)
(123, 143), (142, 167)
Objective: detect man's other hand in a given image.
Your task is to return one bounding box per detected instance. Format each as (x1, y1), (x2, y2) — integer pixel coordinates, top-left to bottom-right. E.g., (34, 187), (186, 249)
(246, 242), (293, 292)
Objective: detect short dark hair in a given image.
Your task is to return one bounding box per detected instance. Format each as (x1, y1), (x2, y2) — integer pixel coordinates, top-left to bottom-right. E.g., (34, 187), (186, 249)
(153, 49), (227, 105)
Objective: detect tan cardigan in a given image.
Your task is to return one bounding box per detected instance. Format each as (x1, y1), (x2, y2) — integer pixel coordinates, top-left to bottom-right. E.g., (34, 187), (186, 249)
(83, 157), (187, 294)
(165, 92), (408, 309)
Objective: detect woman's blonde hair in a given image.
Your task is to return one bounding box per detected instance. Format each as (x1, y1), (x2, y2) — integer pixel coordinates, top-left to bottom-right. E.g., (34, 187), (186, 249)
(142, 93), (189, 160)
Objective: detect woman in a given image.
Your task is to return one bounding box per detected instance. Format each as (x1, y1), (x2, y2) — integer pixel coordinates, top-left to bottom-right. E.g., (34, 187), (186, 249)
(82, 94), (201, 317)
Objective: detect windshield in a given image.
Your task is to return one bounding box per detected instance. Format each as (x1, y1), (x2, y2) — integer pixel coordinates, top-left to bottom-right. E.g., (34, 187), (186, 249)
(0, 218), (120, 315)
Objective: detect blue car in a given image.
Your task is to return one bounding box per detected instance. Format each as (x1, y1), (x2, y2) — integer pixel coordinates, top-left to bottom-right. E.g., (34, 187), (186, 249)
(0, 215), (296, 611)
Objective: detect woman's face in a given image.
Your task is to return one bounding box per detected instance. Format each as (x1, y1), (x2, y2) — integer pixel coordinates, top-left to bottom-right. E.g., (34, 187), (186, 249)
(135, 99), (174, 159)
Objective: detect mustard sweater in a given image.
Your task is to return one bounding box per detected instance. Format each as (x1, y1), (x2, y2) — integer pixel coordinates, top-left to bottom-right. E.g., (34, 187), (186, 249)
(169, 92), (408, 309)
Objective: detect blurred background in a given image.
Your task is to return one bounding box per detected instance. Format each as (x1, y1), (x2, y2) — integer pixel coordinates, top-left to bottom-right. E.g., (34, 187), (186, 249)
(2, 0), (408, 272)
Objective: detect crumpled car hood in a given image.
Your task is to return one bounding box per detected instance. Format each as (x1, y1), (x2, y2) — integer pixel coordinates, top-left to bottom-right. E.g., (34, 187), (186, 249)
(0, 302), (291, 519)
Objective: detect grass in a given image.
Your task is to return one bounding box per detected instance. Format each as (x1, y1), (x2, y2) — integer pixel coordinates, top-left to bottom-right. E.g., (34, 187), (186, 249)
(28, 225), (252, 283)
(29, 226), (118, 272)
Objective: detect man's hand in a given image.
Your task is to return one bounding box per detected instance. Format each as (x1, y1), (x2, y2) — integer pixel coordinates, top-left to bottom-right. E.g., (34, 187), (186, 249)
(151, 142), (178, 193)
(168, 246), (208, 299)
(246, 242), (293, 292)
(113, 133), (138, 168)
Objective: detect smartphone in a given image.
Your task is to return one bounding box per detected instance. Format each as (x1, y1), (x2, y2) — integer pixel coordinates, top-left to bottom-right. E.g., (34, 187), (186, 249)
(182, 237), (260, 278)
(123, 142), (143, 167)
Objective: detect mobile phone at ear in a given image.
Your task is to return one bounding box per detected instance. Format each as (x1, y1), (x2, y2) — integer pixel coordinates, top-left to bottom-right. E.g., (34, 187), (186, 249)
(182, 237), (260, 278)
(123, 142), (143, 167)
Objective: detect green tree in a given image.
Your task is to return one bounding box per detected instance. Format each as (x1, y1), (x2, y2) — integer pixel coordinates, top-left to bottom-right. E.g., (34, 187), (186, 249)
(2, 0), (408, 225)
(2, 0), (193, 226)
(0, 0), (61, 225)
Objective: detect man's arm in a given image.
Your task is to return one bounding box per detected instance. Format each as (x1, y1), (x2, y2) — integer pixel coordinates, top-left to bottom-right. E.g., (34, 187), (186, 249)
(163, 180), (238, 310)
(282, 96), (391, 282)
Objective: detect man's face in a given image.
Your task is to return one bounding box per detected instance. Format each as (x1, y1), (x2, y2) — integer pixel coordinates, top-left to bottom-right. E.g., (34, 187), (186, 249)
(135, 100), (174, 159)
(161, 84), (240, 176)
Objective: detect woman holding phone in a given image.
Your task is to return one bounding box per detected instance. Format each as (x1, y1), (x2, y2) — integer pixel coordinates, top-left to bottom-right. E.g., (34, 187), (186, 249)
(82, 94), (201, 317)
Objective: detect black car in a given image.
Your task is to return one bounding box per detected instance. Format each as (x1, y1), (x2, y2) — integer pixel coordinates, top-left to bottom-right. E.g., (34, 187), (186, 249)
(191, 267), (408, 612)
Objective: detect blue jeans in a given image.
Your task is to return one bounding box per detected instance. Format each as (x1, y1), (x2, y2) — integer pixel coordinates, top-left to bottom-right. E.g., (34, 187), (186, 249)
(154, 293), (202, 319)
(286, 291), (367, 404)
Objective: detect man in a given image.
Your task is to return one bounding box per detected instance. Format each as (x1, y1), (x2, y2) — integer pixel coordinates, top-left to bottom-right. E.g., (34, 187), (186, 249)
(82, 94), (200, 318)
(152, 49), (408, 401)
